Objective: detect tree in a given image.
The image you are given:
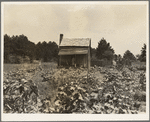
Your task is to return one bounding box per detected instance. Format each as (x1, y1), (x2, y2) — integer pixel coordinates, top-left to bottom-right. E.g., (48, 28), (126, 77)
(140, 44), (146, 62)
(123, 50), (136, 61)
(91, 48), (97, 60)
(114, 54), (118, 62)
(136, 54), (140, 60)
(96, 37), (114, 60)
(103, 50), (114, 60)
(4, 34), (36, 63)
(35, 42), (43, 60)
(35, 41), (58, 62)
(4, 34), (59, 63)
(4, 34), (11, 63)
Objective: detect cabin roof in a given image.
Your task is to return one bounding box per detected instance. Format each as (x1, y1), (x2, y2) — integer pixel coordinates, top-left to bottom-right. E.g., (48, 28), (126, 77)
(59, 38), (91, 47)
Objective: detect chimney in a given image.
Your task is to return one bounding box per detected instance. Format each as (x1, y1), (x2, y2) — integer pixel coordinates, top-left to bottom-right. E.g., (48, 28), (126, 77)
(59, 34), (63, 45)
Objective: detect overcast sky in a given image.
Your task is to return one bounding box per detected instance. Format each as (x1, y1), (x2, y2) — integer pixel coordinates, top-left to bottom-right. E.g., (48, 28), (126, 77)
(3, 2), (148, 56)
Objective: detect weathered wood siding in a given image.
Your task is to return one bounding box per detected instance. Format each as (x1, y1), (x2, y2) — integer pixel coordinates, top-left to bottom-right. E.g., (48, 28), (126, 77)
(59, 54), (88, 67)
(76, 54), (87, 67)
(58, 39), (91, 69)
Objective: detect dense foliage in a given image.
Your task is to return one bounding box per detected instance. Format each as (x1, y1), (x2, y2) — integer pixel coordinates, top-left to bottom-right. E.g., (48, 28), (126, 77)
(3, 63), (146, 114)
(123, 50), (136, 61)
(96, 38), (114, 60)
(4, 34), (58, 63)
(35, 41), (58, 62)
(139, 44), (146, 62)
(4, 34), (36, 63)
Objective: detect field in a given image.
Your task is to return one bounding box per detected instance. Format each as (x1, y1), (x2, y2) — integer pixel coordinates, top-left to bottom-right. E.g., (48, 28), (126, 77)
(3, 62), (146, 114)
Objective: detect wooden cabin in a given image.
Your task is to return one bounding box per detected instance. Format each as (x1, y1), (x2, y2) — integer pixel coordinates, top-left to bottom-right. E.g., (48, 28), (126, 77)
(58, 34), (91, 70)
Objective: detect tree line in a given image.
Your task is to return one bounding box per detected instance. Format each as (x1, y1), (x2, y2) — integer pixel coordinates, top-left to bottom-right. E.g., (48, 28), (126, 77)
(92, 37), (146, 65)
(4, 34), (58, 63)
(4, 34), (146, 64)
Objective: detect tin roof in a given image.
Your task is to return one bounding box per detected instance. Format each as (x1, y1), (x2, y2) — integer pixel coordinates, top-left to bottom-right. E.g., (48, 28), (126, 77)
(59, 38), (91, 47)
(58, 48), (88, 55)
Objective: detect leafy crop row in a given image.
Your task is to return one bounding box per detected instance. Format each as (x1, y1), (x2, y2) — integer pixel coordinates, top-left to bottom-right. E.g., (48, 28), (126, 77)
(3, 65), (146, 114)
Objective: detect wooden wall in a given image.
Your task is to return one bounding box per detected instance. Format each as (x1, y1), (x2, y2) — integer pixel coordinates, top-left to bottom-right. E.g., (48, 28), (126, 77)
(59, 54), (88, 67)
(58, 43), (91, 70)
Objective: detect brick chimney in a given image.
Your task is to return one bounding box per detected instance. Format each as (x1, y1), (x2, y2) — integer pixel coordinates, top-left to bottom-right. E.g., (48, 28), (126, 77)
(59, 34), (63, 45)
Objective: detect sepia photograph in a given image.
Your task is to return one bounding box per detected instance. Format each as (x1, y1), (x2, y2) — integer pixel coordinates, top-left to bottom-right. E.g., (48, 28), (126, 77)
(1, 1), (149, 121)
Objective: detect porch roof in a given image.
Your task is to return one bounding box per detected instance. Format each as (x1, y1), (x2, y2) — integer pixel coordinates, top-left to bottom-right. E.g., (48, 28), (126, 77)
(58, 48), (88, 55)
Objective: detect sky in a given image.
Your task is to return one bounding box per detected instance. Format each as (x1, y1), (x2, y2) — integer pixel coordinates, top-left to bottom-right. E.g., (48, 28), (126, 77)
(3, 2), (148, 56)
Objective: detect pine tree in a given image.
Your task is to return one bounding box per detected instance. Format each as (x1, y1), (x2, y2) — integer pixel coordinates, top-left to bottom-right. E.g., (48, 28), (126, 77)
(96, 38), (114, 60)
(140, 44), (146, 62)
